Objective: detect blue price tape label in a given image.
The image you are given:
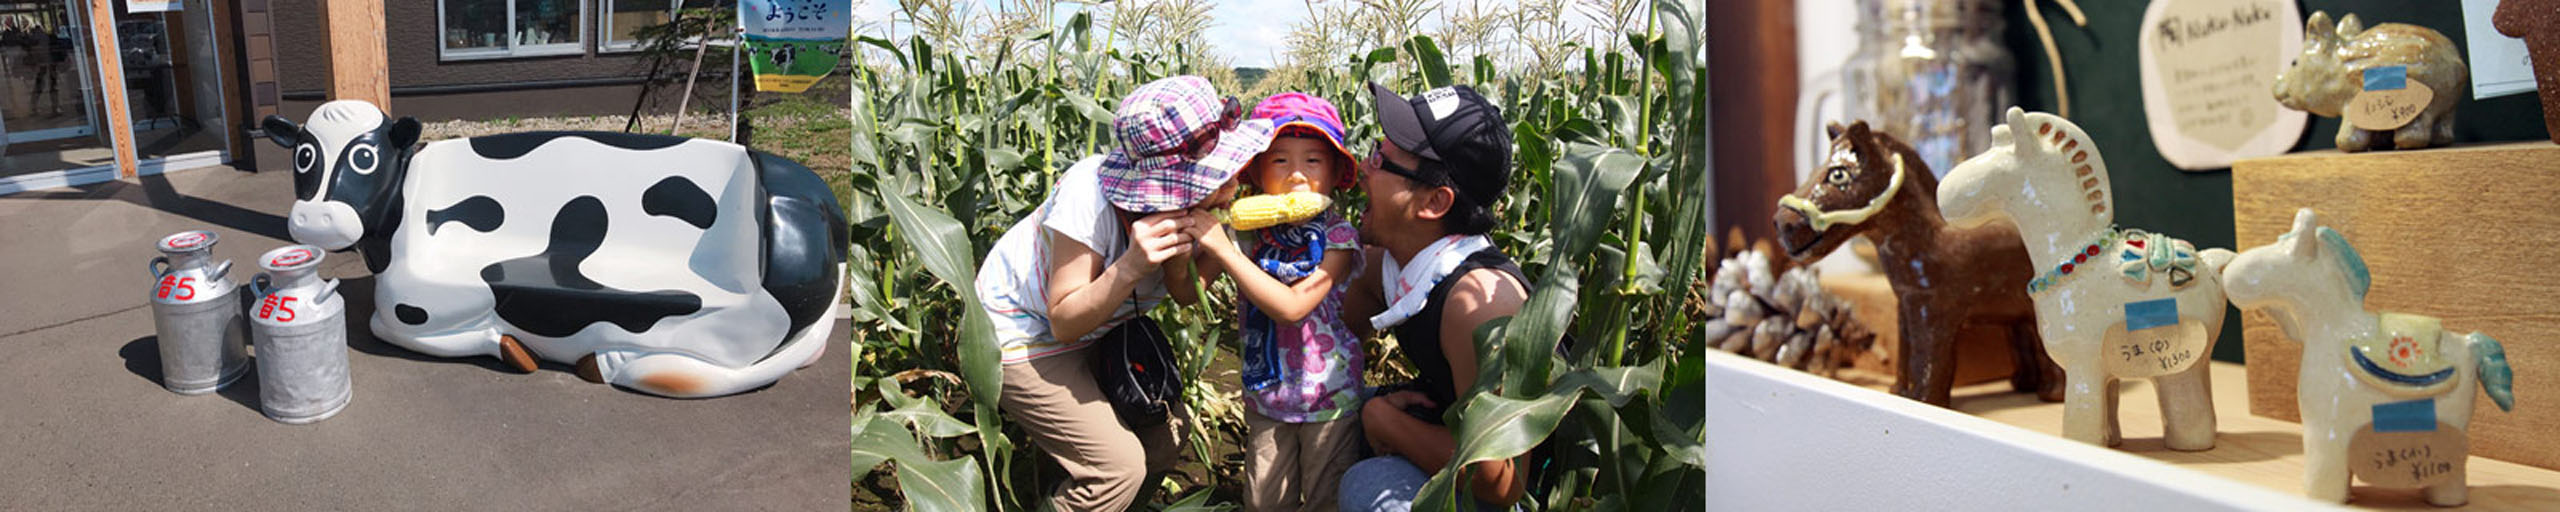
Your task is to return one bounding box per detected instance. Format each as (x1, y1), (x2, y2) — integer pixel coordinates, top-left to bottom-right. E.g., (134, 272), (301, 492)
(2373, 398), (2438, 433)
(2364, 66), (2408, 91)
(2125, 298), (2180, 331)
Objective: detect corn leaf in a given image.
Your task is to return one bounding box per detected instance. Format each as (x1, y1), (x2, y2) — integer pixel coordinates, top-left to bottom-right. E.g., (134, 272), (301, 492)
(894, 456), (987, 512)
(1413, 392), (1579, 511)
(1407, 35), (1452, 89)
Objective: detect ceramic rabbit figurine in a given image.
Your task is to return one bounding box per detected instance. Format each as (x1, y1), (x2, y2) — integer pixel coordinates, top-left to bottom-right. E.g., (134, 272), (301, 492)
(2223, 208), (2517, 506)
(1938, 108), (2236, 451)
(1773, 120), (2063, 407)
(2272, 11), (2468, 152)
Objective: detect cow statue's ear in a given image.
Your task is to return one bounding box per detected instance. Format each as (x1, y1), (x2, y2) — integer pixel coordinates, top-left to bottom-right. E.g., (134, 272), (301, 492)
(260, 115), (301, 149)
(388, 117), (422, 150)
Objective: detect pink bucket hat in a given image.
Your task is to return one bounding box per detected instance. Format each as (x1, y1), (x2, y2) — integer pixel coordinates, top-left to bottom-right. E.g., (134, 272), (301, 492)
(1098, 76), (1277, 213)
(1248, 92), (1359, 189)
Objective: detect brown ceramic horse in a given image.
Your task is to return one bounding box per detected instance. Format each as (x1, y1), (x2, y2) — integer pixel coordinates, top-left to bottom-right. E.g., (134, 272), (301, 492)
(1772, 121), (2063, 406)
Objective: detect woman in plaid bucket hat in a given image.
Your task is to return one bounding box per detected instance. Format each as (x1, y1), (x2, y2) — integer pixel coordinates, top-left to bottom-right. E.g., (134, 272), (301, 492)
(971, 75), (1271, 511)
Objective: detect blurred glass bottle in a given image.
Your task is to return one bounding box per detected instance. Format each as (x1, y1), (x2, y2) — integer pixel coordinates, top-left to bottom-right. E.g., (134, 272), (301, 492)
(1839, 0), (2013, 175)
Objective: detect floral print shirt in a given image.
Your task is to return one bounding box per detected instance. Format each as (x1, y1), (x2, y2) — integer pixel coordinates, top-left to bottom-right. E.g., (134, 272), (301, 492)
(1237, 210), (1366, 423)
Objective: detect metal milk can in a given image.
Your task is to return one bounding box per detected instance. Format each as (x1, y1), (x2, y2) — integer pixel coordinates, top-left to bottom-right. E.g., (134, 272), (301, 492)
(247, 245), (350, 424)
(148, 230), (248, 395)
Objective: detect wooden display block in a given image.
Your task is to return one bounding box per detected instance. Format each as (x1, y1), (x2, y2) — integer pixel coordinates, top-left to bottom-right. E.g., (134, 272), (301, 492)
(2232, 143), (2560, 472)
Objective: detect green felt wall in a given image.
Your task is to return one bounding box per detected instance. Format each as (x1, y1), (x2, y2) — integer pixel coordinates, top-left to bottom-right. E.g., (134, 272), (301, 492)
(1997, 0), (2552, 363)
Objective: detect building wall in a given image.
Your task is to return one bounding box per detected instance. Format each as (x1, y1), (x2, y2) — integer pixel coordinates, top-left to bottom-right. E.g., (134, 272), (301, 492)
(268, 0), (695, 122)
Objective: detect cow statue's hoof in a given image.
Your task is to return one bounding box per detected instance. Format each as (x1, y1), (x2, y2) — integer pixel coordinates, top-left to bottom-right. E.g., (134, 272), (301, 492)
(497, 335), (538, 373)
(575, 354), (606, 384)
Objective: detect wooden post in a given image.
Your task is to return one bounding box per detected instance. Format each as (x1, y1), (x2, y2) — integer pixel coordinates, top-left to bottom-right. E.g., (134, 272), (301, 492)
(88, 0), (136, 178)
(315, 0), (388, 108)
(1705, 0), (1797, 242)
(235, 0), (284, 142)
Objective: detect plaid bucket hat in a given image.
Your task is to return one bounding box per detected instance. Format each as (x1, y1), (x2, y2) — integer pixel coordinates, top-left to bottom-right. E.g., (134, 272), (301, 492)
(1247, 92), (1359, 189)
(1099, 76), (1277, 213)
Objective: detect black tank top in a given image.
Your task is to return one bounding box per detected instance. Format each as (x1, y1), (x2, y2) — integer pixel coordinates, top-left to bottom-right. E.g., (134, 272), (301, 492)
(1390, 248), (1528, 413)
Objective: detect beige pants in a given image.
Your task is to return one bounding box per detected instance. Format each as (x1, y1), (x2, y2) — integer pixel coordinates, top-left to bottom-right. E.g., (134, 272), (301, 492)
(1244, 408), (1364, 512)
(1000, 345), (1183, 512)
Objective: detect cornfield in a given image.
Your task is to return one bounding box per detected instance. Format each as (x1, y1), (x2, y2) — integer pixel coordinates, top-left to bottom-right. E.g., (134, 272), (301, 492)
(849, 1), (1710, 509)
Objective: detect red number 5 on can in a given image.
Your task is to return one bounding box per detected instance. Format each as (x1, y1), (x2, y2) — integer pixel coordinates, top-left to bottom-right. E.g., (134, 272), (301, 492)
(258, 295), (298, 322)
(156, 276), (196, 300)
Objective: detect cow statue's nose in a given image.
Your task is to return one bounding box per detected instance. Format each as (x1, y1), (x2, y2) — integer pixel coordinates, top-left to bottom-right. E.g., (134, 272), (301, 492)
(287, 200), (366, 251)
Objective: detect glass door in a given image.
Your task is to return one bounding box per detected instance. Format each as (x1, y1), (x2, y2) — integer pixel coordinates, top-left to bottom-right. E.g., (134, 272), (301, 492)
(0, 0), (107, 179)
(114, 0), (222, 162)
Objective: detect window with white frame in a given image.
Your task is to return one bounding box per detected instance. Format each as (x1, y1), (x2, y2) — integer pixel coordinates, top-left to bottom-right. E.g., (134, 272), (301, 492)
(439, 0), (586, 60)
(602, 0), (681, 51)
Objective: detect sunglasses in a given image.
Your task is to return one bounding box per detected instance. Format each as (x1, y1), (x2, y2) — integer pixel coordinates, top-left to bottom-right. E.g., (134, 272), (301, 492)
(1365, 138), (1431, 183)
(1167, 96), (1245, 158)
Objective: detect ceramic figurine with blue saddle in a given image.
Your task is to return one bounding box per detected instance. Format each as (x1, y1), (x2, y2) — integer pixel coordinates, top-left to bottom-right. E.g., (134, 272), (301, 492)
(260, 100), (849, 398)
(2224, 208), (2516, 506)
(1938, 107), (2237, 451)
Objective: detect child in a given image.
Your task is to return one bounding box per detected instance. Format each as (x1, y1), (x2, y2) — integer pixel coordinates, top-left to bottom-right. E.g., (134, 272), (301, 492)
(1192, 92), (1367, 511)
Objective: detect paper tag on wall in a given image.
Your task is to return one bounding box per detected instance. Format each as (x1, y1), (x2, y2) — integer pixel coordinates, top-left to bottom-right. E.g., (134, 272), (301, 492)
(2461, 0), (2538, 99)
(2137, 0), (2307, 171)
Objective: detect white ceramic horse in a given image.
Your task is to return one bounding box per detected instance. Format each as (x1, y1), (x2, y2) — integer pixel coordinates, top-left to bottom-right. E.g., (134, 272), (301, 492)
(1937, 108), (2235, 450)
(2223, 208), (2516, 506)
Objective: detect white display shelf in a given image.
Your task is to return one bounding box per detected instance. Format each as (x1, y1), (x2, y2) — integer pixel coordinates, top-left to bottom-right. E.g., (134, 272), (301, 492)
(1701, 350), (2560, 510)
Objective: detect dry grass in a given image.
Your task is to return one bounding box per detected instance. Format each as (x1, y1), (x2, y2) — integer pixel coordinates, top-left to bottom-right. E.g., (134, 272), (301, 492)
(417, 76), (856, 202)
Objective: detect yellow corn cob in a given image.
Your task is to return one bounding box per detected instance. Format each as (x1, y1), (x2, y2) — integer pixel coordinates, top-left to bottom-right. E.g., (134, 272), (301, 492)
(1227, 192), (1330, 230)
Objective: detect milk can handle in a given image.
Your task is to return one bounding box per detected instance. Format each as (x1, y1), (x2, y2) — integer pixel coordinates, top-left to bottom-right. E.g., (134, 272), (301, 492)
(149, 256), (171, 278)
(209, 260), (233, 281)
(250, 274), (271, 300)
(314, 279), (341, 305)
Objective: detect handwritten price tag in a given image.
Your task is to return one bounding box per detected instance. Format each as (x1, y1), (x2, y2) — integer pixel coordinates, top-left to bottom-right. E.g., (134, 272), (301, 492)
(2346, 78), (2432, 132)
(2349, 423), (2466, 488)
(2103, 320), (2208, 378)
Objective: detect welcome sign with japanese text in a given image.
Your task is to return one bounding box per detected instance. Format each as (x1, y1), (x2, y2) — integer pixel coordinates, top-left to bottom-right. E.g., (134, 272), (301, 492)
(741, 0), (847, 93)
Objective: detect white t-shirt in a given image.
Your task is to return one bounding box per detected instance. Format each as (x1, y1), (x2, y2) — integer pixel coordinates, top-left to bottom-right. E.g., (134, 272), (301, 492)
(976, 156), (1168, 364)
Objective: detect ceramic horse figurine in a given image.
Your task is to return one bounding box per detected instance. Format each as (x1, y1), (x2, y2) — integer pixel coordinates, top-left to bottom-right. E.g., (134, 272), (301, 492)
(1774, 121), (2063, 406)
(1938, 108), (2236, 450)
(2223, 208), (2516, 506)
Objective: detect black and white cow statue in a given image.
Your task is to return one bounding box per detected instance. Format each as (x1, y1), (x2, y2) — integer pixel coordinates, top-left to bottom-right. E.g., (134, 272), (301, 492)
(261, 100), (847, 398)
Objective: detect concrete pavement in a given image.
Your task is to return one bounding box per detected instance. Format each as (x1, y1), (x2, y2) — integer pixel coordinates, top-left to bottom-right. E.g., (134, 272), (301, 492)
(0, 166), (851, 509)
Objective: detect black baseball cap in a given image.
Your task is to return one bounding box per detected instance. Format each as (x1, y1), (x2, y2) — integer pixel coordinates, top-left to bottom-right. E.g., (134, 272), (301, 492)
(1370, 82), (1512, 206)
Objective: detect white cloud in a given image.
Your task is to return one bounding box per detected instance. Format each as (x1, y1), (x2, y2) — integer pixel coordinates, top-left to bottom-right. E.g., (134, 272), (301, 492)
(853, 0), (896, 31)
(1206, 2), (1307, 68)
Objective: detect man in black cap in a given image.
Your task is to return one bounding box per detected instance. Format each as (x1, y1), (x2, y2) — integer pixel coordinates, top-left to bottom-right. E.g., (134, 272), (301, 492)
(1333, 82), (1530, 510)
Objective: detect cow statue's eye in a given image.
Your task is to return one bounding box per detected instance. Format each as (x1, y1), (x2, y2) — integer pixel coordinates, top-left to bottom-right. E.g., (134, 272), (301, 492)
(349, 144), (379, 175)
(293, 145), (318, 174)
(1827, 167), (1853, 186)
